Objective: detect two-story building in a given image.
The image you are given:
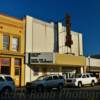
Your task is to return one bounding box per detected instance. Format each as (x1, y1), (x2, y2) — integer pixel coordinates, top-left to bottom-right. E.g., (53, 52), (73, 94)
(0, 14), (25, 86)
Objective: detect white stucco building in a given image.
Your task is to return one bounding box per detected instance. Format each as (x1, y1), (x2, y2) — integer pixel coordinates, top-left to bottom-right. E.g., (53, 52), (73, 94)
(24, 15), (85, 84)
(86, 57), (100, 78)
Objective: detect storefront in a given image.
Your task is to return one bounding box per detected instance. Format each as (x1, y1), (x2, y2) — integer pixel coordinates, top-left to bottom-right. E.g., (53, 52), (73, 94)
(55, 53), (86, 78)
(25, 52), (56, 83)
(0, 14), (25, 87)
(25, 52), (86, 84)
(0, 56), (24, 87)
(86, 57), (100, 79)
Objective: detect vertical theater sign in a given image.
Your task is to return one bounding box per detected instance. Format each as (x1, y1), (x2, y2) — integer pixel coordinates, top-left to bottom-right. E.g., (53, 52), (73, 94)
(65, 15), (73, 52)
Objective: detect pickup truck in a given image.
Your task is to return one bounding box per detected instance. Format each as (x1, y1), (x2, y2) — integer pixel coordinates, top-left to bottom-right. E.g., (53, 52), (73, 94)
(65, 73), (98, 88)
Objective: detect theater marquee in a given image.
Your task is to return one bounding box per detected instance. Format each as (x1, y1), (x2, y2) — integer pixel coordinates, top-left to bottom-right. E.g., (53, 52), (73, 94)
(25, 53), (55, 64)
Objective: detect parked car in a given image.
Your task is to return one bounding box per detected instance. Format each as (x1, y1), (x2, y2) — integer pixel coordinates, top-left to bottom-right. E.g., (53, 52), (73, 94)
(0, 74), (16, 95)
(65, 73), (98, 88)
(26, 74), (65, 92)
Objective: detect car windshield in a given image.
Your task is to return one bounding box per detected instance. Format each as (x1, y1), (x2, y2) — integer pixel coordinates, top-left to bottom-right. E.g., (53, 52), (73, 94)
(71, 74), (81, 78)
(5, 76), (13, 81)
(36, 76), (46, 81)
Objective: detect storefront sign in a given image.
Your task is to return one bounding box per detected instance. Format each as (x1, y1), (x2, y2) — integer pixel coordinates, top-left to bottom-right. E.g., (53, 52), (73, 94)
(29, 53), (55, 64)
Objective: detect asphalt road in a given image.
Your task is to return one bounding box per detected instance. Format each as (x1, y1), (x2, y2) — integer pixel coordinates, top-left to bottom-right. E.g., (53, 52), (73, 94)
(16, 84), (100, 92)
(16, 85), (100, 100)
(1, 85), (100, 100)
(65, 84), (100, 90)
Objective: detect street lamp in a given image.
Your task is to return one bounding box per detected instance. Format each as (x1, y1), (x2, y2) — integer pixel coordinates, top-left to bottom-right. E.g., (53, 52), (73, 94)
(88, 56), (90, 72)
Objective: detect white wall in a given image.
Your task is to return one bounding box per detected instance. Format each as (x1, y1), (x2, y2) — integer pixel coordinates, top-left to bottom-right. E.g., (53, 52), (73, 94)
(58, 22), (83, 56)
(25, 16), (84, 83)
(86, 57), (100, 67)
(25, 16), (54, 53)
(25, 16), (55, 83)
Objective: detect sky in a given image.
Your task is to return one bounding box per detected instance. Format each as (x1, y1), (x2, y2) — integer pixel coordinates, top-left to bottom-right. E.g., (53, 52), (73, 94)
(0, 0), (100, 56)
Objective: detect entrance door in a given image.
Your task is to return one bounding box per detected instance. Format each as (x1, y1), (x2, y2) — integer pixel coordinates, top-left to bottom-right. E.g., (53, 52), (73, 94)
(42, 67), (47, 75)
(14, 58), (21, 87)
(63, 70), (76, 79)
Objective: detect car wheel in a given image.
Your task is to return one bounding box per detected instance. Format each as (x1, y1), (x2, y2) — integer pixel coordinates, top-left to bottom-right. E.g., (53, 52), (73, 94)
(58, 84), (63, 91)
(1, 87), (12, 96)
(37, 85), (44, 92)
(91, 81), (95, 87)
(78, 82), (82, 88)
(26, 88), (32, 94)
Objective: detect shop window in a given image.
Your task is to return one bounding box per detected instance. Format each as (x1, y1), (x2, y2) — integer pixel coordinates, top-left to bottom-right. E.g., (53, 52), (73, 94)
(3, 35), (10, 50)
(14, 58), (21, 76)
(32, 67), (39, 76)
(1, 66), (10, 75)
(12, 37), (19, 51)
(0, 58), (10, 75)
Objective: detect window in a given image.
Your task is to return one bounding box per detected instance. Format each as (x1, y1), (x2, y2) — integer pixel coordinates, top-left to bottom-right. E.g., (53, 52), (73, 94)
(53, 76), (58, 80)
(1, 66), (10, 75)
(46, 76), (52, 80)
(3, 35), (10, 50)
(14, 58), (21, 76)
(0, 58), (10, 75)
(15, 67), (20, 75)
(89, 73), (94, 77)
(86, 75), (89, 78)
(12, 37), (19, 51)
(5, 76), (13, 81)
(82, 75), (86, 78)
(59, 76), (64, 79)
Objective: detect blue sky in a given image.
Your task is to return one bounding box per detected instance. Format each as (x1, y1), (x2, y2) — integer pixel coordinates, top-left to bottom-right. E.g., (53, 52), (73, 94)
(0, 0), (100, 56)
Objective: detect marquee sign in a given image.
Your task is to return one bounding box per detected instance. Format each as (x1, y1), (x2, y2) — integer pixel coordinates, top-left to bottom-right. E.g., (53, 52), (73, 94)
(25, 53), (55, 64)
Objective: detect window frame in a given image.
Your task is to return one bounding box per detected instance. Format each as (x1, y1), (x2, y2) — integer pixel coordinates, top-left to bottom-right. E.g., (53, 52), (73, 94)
(12, 36), (19, 51)
(14, 58), (21, 76)
(3, 35), (10, 50)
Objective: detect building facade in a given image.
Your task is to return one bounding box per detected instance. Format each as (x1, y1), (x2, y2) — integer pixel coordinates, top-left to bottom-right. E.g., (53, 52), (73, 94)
(86, 57), (100, 79)
(25, 16), (55, 83)
(25, 15), (86, 84)
(57, 22), (83, 55)
(0, 14), (25, 86)
(55, 22), (85, 78)
(0, 14), (86, 86)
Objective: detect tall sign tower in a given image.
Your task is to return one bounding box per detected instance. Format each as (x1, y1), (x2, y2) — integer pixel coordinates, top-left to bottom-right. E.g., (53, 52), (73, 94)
(65, 15), (73, 53)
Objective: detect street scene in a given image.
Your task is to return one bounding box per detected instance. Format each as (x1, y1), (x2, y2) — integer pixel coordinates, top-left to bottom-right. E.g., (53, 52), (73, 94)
(0, 0), (100, 100)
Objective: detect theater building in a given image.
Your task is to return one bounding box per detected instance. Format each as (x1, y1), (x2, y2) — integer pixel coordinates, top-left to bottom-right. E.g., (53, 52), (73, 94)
(0, 14), (25, 86)
(25, 16), (86, 83)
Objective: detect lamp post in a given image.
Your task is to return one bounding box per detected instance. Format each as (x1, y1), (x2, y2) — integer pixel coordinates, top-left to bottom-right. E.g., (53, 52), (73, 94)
(88, 56), (90, 72)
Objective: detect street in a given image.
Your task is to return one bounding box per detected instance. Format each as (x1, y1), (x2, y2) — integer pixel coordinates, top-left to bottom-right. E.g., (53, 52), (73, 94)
(1, 85), (99, 100)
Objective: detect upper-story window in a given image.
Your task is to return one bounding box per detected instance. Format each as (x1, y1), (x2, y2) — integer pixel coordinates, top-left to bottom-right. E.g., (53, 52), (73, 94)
(12, 37), (19, 51)
(3, 35), (10, 50)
